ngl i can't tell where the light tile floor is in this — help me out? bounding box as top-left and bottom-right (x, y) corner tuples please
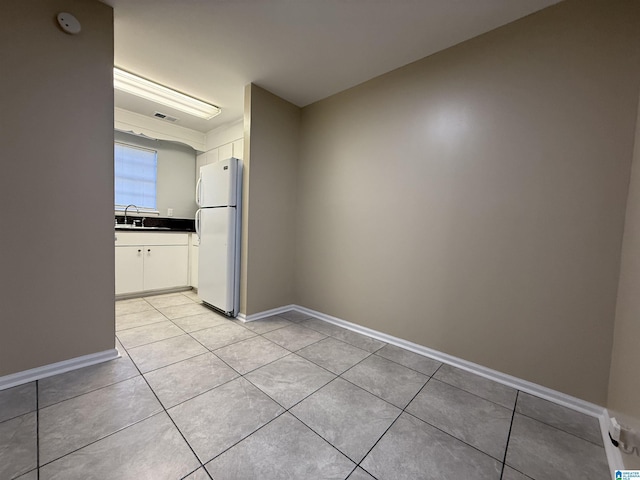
(0, 291), (611, 479)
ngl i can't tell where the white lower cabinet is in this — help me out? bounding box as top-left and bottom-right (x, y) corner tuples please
(143, 245), (189, 291)
(115, 246), (144, 294)
(189, 234), (199, 288)
(115, 232), (189, 295)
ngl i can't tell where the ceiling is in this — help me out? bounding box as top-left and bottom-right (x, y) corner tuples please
(104, 0), (561, 133)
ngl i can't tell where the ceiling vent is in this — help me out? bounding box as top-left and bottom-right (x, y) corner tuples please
(153, 111), (179, 123)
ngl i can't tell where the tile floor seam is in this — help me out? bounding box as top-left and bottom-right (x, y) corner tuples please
(136, 333), (306, 411)
(257, 331), (324, 351)
(284, 347), (359, 378)
(241, 359), (336, 412)
(190, 337), (258, 375)
(346, 388), (418, 474)
(37, 374), (143, 410)
(513, 410), (605, 448)
(115, 318), (169, 332)
(321, 329), (386, 353)
(427, 376), (517, 411)
(117, 339), (209, 475)
(358, 374), (437, 470)
(293, 338), (374, 375)
(199, 410), (291, 467)
(336, 356), (429, 410)
(400, 406), (510, 464)
(504, 466), (535, 480)
(126, 346), (209, 375)
(37, 410), (166, 469)
(190, 330), (261, 353)
(371, 350), (441, 377)
(258, 328), (330, 353)
(211, 336), (291, 376)
(285, 375), (404, 466)
(298, 362), (432, 474)
(0, 408), (38, 425)
(284, 405), (365, 467)
(178, 327), (242, 372)
(180, 467), (212, 480)
(401, 376), (513, 464)
(499, 390), (519, 479)
(155, 373), (240, 410)
(116, 331), (189, 350)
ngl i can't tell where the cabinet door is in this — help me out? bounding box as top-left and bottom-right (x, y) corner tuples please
(115, 246), (144, 294)
(219, 142), (233, 160)
(196, 152), (208, 182)
(190, 243), (199, 288)
(143, 245), (189, 291)
(232, 139), (243, 160)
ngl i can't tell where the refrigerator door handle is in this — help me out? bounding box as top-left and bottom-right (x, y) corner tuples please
(195, 209), (201, 240)
(195, 176), (202, 207)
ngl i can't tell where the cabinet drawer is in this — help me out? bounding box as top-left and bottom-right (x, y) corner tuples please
(115, 232), (189, 246)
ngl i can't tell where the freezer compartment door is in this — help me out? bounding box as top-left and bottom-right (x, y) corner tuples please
(198, 207), (236, 314)
(198, 157), (238, 208)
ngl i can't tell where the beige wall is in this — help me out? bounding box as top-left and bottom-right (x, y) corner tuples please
(608, 97), (640, 469)
(242, 85), (300, 315)
(295, 0), (640, 404)
(0, 0), (115, 376)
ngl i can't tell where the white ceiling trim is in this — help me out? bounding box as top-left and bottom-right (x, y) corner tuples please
(114, 108), (206, 152)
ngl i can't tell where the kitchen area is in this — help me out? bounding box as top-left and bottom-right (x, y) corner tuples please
(113, 118), (245, 317)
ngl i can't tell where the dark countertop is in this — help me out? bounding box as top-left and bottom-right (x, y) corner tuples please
(115, 215), (195, 232)
(115, 227), (193, 232)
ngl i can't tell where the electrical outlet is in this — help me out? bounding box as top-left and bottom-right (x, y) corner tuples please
(167, 208), (173, 217)
(611, 417), (640, 456)
(621, 427), (640, 454)
(610, 417), (622, 443)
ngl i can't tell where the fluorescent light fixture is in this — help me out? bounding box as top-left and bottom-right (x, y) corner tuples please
(113, 68), (221, 120)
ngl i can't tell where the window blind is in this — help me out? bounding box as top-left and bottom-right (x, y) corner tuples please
(114, 143), (157, 210)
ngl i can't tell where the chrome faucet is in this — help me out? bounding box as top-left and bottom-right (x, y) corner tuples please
(124, 204), (139, 225)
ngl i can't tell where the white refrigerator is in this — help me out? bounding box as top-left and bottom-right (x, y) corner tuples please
(195, 157), (242, 316)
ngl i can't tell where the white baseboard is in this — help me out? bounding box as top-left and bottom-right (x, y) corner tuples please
(288, 304), (626, 471)
(292, 304), (605, 418)
(115, 286), (192, 301)
(237, 304), (297, 323)
(0, 349), (120, 391)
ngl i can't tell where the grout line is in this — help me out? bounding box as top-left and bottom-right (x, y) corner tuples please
(390, 375), (513, 465)
(515, 409), (605, 448)
(122, 338), (207, 473)
(426, 375), (516, 411)
(500, 390), (519, 479)
(345, 374), (438, 478)
(115, 318), (167, 333)
(117, 332), (187, 351)
(371, 350), (442, 378)
(36, 411), (165, 469)
(46, 298), (602, 479)
(201, 410), (290, 466)
(37, 370), (139, 410)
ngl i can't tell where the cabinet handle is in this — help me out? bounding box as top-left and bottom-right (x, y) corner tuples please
(147, 249), (151, 252)
(137, 249), (141, 253)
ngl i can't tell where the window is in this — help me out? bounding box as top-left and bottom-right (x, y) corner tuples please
(114, 143), (158, 211)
